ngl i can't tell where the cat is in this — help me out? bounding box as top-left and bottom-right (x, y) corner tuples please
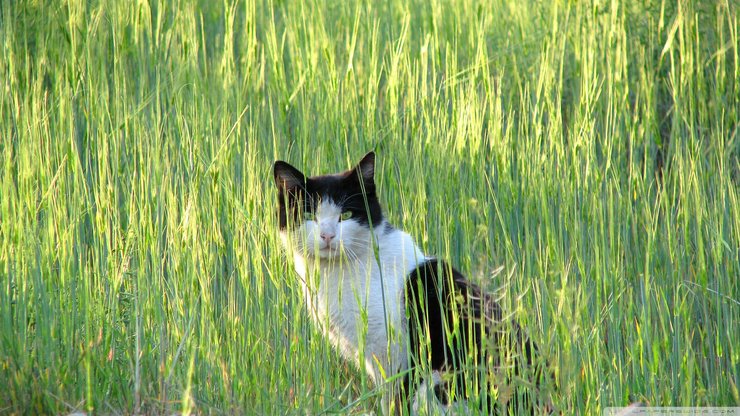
(273, 152), (548, 414)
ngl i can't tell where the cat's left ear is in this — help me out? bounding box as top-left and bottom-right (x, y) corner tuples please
(274, 160), (306, 193)
(354, 151), (375, 182)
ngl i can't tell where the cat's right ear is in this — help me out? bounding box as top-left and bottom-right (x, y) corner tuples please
(354, 151), (375, 182)
(273, 161), (306, 193)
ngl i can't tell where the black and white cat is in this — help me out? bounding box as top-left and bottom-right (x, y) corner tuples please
(273, 152), (545, 414)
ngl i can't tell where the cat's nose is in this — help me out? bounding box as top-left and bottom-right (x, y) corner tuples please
(319, 231), (335, 243)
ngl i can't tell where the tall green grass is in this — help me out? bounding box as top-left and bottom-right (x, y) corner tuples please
(1, 0), (738, 413)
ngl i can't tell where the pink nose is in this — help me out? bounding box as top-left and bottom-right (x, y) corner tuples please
(320, 231), (335, 243)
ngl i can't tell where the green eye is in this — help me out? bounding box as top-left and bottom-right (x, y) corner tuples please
(340, 211), (352, 221)
(303, 211), (315, 221)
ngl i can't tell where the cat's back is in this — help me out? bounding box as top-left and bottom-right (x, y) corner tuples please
(375, 222), (426, 279)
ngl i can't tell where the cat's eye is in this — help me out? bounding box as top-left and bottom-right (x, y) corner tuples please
(303, 211), (316, 221)
(340, 211), (352, 221)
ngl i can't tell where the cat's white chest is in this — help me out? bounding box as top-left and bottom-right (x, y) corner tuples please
(327, 265), (369, 350)
(295, 252), (396, 382)
(290, 227), (425, 384)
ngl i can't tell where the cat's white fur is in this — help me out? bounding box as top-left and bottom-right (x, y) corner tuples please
(281, 198), (441, 413)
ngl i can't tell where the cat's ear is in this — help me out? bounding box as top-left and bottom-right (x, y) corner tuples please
(353, 151), (375, 182)
(273, 160), (306, 192)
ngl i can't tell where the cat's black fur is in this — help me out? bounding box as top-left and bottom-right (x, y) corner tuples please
(402, 259), (546, 413)
(274, 155), (383, 230)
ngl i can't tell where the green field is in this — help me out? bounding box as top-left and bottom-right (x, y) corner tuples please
(1, 0), (738, 414)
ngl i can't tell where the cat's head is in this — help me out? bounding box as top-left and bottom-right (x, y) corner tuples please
(273, 152), (383, 260)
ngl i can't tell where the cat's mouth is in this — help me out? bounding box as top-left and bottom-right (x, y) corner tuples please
(299, 239), (347, 259)
(301, 242), (333, 258)
(318, 244), (338, 255)
(313, 242), (343, 259)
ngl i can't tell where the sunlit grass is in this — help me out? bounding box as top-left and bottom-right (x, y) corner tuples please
(0, 0), (738, 414)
